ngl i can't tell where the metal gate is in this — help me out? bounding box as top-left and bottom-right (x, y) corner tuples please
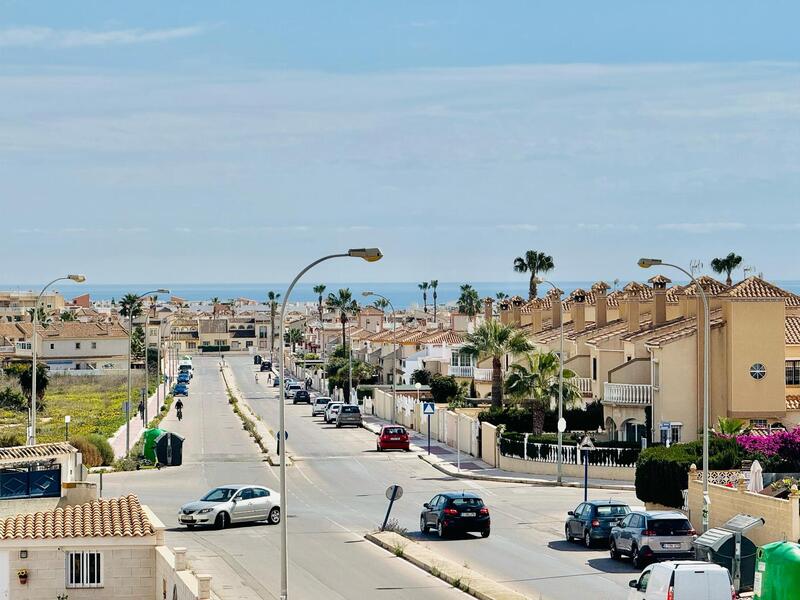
(0, 464), (61, 499)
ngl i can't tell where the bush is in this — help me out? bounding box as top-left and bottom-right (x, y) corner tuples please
(86, 434), (115, 466)
(635, 445), (696, 508)
(0, 387), (27, 411)
(0, 432), (25, 447)
(429, 374), (460, 403)
(69, 437), (102, 468)
(479, 401), (605, 434)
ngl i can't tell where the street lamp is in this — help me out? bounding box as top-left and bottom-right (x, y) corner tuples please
(64, 415), (71, 441)
(639, 257), (710, 532)
(534, 277), (565, 485)
(362, 291), (397, 422)
(30, 274), (85, 445)
(278, 248), (382, 600)
(125, 289), (169, 455)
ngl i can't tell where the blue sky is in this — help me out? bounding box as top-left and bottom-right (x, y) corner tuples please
(1, 1), (799, 284)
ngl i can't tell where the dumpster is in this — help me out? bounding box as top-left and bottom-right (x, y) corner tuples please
(754, 541), (800, 600)
(694, 513), (763, 592)
(154, 431), (184, 466)
(142, 428), (166, 463)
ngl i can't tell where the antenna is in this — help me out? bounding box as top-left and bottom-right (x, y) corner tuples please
(689, 260), (703, 277)
(613, 278), (620, 291)
(743, 265), (757, 279)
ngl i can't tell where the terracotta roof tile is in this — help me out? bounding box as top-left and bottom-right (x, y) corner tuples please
(0, 442), (77, 462)
(0, 495), (153, 540)
(583, 319), (631, 345)
(682, 276), (729, 297)
(644, 313), (725, 348)
(787, 316), (800, 345)
(648, 275), (672, 285)
(787, 395), (800, 411)
(721, 276), (800, 306)
(420, 330), (466, 345)
(591, 281), (611, 292)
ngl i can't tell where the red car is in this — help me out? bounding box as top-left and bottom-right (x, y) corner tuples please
(376, 425), (410, 452)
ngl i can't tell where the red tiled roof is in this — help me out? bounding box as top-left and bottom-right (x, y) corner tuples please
(682, 276), (729, 297)
(644, 313), (725, 348)
(721, 276), (800, 306)
(787, 316), (800, 345)
(787, 395), (800, 411)
(420, 330), (466, 345)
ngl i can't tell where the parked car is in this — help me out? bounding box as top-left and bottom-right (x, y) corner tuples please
(610, 511), (697, 568)
(335, 405), (362, 428)
(627, 561), (735, 600)
(285, 383), (302, 399)
(178, 484), (281, 529)
(173, 383), (189, 396)
(312, 397), (331, 417)
(178, 365), (192, 379)
(376, 425), (410, 452)
(177, 372), (191, 385)
(420, 492), (490, 538)
(324, 402), (343, 424)
(293, 390), (311, 404)
(565, 500), (631, 548)
(260, 362), (271, 372)
(273, 377), (281, 387)
(264, 361), (272, 370)
(253, 355), (262, 364)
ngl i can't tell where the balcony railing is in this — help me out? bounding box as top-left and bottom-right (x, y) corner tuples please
(574, 377), (593, 395)
(603, 383), (652, 405)
(474, 368), (492, 381)
(448, 365), (493, 381)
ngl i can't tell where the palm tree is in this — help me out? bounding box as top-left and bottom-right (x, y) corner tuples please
(513, 250), (555, 300)
(710, 253), (743, 286)
(60, 310), (76, 321)
(418, 281), (429, 313)
(27, 306), (52, 328)
(430, 280), (439, 322)
(313, 284), (326, 354)
(496, 292), (509, 301)
(372, 298), (389, 310)
(505, 351), (582, 434)
(119, 293), (143, 319)
(284, 328), (304, 354)
(266, 291), (281, 355)
(210, 296), (220, 305)
(461, 320), (533, 408)
(715, 416), (749, 435)
(457, 284), (482, 318)
(326, 288), (359, 349)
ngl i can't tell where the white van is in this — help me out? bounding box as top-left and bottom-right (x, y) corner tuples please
(628, 561), (735, 600)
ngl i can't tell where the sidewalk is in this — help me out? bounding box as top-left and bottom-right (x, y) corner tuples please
(108, 380), (169, 459)
(362, 413), (635, 492)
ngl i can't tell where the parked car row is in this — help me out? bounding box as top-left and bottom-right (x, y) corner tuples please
(173, 362), (193, 396)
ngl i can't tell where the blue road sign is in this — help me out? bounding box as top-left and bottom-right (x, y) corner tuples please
(422, 402), (435, 415)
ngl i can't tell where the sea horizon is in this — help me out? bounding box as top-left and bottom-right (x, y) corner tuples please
(4, 279), (800, 310)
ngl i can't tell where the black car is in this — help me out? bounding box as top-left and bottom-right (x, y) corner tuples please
(565, 500), (630, 548)
(253, 355), (262, 365)
(420, 492), (490, 539)
(292, 390), (311, 404)
(260, 362), (271, 372)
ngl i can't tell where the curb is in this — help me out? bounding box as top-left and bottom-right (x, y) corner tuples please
(365, 531), (547, 600)
(418, 454), (635, 491)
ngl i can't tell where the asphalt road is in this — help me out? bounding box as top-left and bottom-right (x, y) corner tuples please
(98, 355), (466, 600)
(232, 354), (642, 600)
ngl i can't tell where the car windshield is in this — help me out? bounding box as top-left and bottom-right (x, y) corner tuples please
(450, 497), (484, 509)
(316, 398), (330, 404)
(596, 505), (630, 517)
(384, 427), (406, 435)
(201, 487), (237, 502)
(341, 406), (360, 413)
(648, 518), (693, 535)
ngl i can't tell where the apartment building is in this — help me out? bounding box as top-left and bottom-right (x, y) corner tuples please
(0, 291), (66, 323)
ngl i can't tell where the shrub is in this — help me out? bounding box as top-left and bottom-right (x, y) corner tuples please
(479, 401), (605, 434)
(429, 374), (460, 403)
(635, 445), (697, 508)
(86, 434), (115, 466)
(0, 387), (27, 411)
(69, 437), (102, 467)
(0, 432), (25, 447)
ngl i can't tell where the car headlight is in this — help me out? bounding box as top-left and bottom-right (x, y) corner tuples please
(197, 508), (214, 514)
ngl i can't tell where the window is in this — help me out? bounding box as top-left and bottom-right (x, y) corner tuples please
(66, 551), (102, 588)
(787, 360), (800, 386)
(75, 342), (81, 349)
(239, 488), (255, 500)
(750, 363), (767, 380)
(50, 343), (54, 350)
(652, 361), (660, 390)
(750, 419), (768, 429)
(671, 424), (682, 444)
(253, 488), (270, 498)
(637, 570), (650, 592)
(591, 357), (597, 380)
(91, 342), (97, 349)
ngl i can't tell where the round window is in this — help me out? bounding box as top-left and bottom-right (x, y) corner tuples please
(750, 363), (767, 380)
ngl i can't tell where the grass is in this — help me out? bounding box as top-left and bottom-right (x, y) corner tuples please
(221, 370), (269, 454)
(0, 371), (157, 444)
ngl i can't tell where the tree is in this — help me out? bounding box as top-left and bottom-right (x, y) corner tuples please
(372, 298), (389, 310)
(429, 279), (439, 323)
(326, 288), (359, 349)
(325, 344), (375, 401)
(461, 320), (533, 408)
(210, 296), (221, 305)
(429, 374), (460, 404)
(266, 291), (281, 354)
(504, 351), (582, 434)
(457, 284), (482, 317)
(60, 310), (76, 321)
(496, 292), (509, 301)
(284, 328), (304, 353)
(716, 416), (748, 435)
(131, 326), (145, 360)
(411, 369), (432, 385)
(119, 293), (143, 319)
(313, 284), (326, 328)
(710, 252), (743, 286)
(418, 281), (429, 313)
(27, 306), (51, 327)
(4, 363), (49, 412)
(513, 250), (555, 300)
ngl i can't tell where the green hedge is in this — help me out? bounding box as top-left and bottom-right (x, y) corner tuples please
(200, 345), (230, 353)
(479, 401), (605, 434)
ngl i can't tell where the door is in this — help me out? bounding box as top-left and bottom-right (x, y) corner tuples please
(617, 514), (634, 551)
(252, 488), (271, 520)
(570, 504), (586, 537)
(425, 496), (440, 527)
(231, 488), (255, 522)
(627, 566), (651, 600)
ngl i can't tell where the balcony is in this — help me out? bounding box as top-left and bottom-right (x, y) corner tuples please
(574, 377), (593, 396)
(603, 383), (652, 405)
(447, 365), (493, 381)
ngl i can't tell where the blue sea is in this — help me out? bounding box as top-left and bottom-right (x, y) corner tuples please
(4, 281), (800, 309)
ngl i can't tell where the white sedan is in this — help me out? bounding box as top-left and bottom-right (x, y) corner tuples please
(178, 484), (281, 529)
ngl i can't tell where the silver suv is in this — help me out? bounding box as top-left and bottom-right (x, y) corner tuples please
(335, 405), (362, 428)
(609, 511), (696, 568)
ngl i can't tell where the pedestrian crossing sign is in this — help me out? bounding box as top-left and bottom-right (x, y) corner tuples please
(422, 402), (435, 415)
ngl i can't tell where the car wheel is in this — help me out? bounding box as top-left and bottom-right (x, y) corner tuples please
(565, 525), (573, 542)
(632, 545), (644, 569)
(336, 423), (341, 428)
(481, 529), (490, 538)
(437, 520), (446, 539)
(420, 516), (428, 534)
(377, 445), (382, 452)
(214, 512), (229, 530)
(609, 539), (621, 560)
(185, 524), (195, 529)
(268, 507), (281, 525)
(583, 530), (593, 549)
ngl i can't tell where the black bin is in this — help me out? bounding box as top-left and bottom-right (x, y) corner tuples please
(154, 432), (185, 466)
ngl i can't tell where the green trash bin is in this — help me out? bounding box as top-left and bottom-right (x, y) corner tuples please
(754, 541), (800, 599)
(142, 428), (165, 463)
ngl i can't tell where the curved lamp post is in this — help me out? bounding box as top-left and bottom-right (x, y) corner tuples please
(30, 274), (85, 445)
(362, 291), (397, 423)
(126, 289), (170, 454)
(534, 277), (565, 485)
(278, 248), (382, 600)
(639, 257), (710, 532)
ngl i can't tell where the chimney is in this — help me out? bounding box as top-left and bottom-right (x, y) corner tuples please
(648, 275), (671, 326)
(569, 289), (587, 332)
(592, 281), (609, 328)
(483, 297), (494, 323)
(530, 300), (543, 333)
(510, 296), (524, 327)
(623, 282), (643, 333)
(499, 299), (511, 325)
(548, 288), (563, 328)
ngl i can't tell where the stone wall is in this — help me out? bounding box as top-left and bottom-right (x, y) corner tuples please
(480, 422), (498, 467)
(155, 546), (213, 600)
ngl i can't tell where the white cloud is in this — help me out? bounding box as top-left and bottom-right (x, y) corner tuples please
(657, 222), (747, 234)
(0, 25), (208, 48)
